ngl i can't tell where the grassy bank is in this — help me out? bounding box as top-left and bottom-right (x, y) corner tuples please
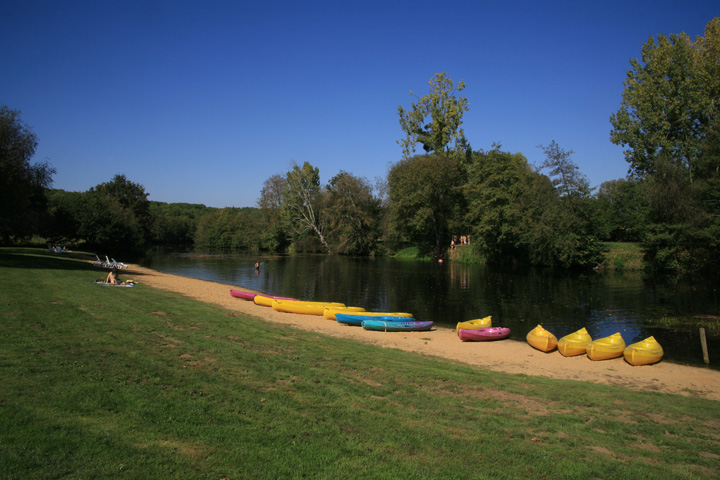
(597, 242), (645, 272)
(2, 248), (719, 479)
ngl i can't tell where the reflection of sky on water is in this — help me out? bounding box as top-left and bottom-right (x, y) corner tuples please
(141, 251), (718, 368)
(586, 309), (643, 345)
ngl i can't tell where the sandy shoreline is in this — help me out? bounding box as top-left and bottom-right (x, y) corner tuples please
(123, 263), (720, 401)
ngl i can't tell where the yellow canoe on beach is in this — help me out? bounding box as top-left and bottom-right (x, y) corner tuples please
(526, 324), (558, 352)
(586, 332), (626, 361)
(272, 299), (345, 315)
(323, 306), (367, 320)
(624, 336), (664, 366)
(456, 316), (492, 334)
(557, 327), (593, 357)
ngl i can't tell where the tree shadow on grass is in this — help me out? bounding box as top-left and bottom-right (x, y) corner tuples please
(0, 248), (102, 272)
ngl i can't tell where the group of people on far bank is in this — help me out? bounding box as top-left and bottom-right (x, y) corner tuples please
(450, 235), (470, 250)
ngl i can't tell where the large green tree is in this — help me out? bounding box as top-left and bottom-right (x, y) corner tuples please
(257, 174), (290, 252)
(594, 178), (649, 242)
(282, 161), (329, 251)
(387, 154), (464, 256)
(80, 175), (152, 255)
(397, 72), (470, 159)
(537, 141), (591, 199)
(324, 171), (381, 255)
(0, 106), (55, 242)
(465, 148), (602, 269)
(610, 17), (720, 178)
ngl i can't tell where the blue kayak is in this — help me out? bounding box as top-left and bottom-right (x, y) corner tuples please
(361, 319), (434, 332)
(336, 314), (414, 326)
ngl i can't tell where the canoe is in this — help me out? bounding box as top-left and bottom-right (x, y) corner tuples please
(361, 319), (433, 332)
(458, 327), (510, 342)
(586, 332), (626, 361)
(323, 306), (366, 320)
(557, 327), (593, 357)
(252, 294), (300, 307)
(624, 336), (664, 366)
(271, 299), (345, 315)
(333, 311), (414, 318)
(456, 316), (492, 334)
(230, 289), (255, 301)
(526, 324), (557, 352)
(337, 314), (414, 326)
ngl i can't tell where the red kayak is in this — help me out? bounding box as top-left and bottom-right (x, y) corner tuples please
(458, 327), (511, 342)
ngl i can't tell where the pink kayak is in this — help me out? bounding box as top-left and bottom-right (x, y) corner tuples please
(458, 327), (511, 342)
(230, 289), (256, 300)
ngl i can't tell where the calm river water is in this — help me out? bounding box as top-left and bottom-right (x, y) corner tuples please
(141, 251), (719, 369)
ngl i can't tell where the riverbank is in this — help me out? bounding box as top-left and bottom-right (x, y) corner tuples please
(125, 262), (720, 401)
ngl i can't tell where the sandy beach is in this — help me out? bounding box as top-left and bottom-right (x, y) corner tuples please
(124, 263), (720, 401)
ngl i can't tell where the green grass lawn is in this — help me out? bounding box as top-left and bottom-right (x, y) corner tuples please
(2, 248), (719, 479)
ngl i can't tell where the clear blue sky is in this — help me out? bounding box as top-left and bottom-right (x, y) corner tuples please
(2, 1), (716, 208)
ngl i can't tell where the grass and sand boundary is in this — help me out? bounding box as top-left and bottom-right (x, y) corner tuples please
(2, 248), (719, 478)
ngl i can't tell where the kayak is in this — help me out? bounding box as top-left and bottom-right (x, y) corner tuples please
(323, 306), (367, 320)
(458, 327), (510, 342)
(271, 299), (345, 315)
(586, 332), (626, 361)
(526, 324), (558, 352)
(252, 294), (300, 307)
(230, 289), (255, 301)
(456, 316), (492, 334)
(557, 327), (593, 357)
(624, 336), (663, 366)
(361, 319), (433, 332)
(337, 314), (414, 326)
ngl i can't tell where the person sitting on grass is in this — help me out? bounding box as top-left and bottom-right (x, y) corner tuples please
(106, 266), (121, 285)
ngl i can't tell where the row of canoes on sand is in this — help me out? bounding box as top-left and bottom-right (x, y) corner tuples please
(526, 324), (664, 366)
(229, 289), (434, 332)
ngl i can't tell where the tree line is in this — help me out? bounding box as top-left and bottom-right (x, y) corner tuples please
(1, 18), (718, 276)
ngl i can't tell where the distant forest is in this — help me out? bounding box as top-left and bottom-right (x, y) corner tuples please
(2, 18), (718, 276)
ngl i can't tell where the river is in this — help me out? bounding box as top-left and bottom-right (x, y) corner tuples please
(140, 251), (719, 369)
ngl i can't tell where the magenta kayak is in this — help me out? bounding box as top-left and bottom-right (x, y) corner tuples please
(458, 327), (511, 342)
(229, 289), (297, 301)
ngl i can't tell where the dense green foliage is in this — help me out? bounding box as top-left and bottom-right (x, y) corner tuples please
(387, 154), (465, 257)
(397, 72), (470, 158)
(610, 18), (719, 177)
(0, 106), (55, 242)
(3, 249), (720, 479)
(609, 18), (720, 275)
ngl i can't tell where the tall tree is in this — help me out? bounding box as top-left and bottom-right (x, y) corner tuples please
(610, 17), (720, 178)
(387, 154), (464, 256)
(397, 72), (470, 159)
(0, 106), (55, 242)
(257, 174), (289, 251)
(594, 178), (649, 242)
(80, 175), (151, 254)
(283, 161), (329, 251)
(324, 171), (381, 255)
(537, 141), (591, 199)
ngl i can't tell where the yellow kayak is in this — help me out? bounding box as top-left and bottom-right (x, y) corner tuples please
(586, 332), (626, 361)
(323, 306), (366, 320)
(624, 336), (663, 366)
(526, 324), (558, 352)
(456, 316), (492, 334)
(557, 327), (593, 357)
(271, 299), (345, 315)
